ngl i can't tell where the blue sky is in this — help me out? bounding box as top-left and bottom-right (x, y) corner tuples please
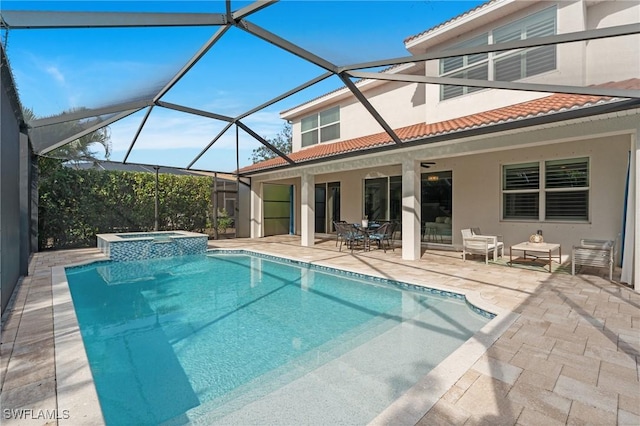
(3, 1), (484, 172)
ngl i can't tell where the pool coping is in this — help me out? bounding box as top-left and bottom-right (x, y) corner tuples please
(95, 230), (208, 243)
(52, 250), (517, 426)
(52, 260), (106, 425)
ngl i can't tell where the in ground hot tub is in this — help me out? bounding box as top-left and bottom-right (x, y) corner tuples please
(97, 231), (208, 261)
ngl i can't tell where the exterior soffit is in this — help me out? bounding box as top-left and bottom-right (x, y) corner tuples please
(280, 62), (423, 120)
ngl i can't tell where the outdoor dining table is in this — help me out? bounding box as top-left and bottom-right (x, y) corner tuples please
(353, 223), (383, 251)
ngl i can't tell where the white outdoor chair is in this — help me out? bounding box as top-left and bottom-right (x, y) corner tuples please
(471, 227), (503, 243)
(461, 228), (504, 264)
(471, 227), (504, 259)
(572, 237), (617, 280)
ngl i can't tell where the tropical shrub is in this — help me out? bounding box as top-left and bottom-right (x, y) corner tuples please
(38, 157), (214, 250)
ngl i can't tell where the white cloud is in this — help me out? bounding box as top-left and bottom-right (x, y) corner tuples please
(107, 107), (288, 152)
(45, 65), (65, 84)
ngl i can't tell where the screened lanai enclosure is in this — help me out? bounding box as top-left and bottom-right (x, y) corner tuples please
(1, 0), (640, 312)
(4, 1), (639, 172)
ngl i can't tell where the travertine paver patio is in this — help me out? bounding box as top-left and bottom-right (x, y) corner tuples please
(1, 235), (638, 425)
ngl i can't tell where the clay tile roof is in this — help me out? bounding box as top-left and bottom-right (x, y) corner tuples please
(404, 0), (497, 45)
(239, 78), (640, 174)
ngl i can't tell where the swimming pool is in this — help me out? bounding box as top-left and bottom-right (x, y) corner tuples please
(65, 251), (494, 425)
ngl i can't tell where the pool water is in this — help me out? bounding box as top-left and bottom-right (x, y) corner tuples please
(66, 252), (491, 425)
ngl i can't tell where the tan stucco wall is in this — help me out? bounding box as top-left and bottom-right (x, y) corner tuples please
(254, 123), (633, 259)
(287, 0), (638, 151)
(451, 134), (630, 250)
(339, 80), (425, 141)
(423, 1), (595, 125)
(291, 79), (425, 152)
(585, 0), (640, 84)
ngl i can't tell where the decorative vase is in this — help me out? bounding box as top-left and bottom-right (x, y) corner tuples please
(362, 219), (369, 228)
(529, 233), (544, 243)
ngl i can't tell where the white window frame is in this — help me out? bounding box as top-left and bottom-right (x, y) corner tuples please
(501, 157), (590, 222)
(439, 6), (557, 101)
(440, 34), (489, 100)
(300, 106), (340, 147)
(492, 6), (557, 82)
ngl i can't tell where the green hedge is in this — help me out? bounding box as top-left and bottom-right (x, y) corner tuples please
(38, 158), (213, 250)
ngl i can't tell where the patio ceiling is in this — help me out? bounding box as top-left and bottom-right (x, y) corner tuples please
(1, 1), (639, 175)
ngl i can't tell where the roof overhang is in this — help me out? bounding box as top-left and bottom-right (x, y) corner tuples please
(404, 0), (530, 53)
(280, 62), (422, 120)
(243, 99), (640, 177)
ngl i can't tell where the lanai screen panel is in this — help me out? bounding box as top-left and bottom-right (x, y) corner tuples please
(2, 1), (638, 174)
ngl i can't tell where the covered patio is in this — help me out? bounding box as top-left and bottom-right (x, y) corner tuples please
(2, 236), (638, 424)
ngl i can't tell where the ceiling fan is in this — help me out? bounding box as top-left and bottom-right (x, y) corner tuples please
(420, 162), (436, 169)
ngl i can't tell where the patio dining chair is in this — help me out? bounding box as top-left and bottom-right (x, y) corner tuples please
(461, 228), (503, 264)
(368, 222), (394, 252)
(333, 220), (348, 247)
(335, 222), (367, 252)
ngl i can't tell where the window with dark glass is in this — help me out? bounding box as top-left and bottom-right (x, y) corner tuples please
(502, 163), (540, 220)
(439, 7), (557, 101)
(440, 34), (489, 100)
(389, 176), (402, 222)
(502, 157), (589, 221)
(493, 7), (557, 82)
(545, 158), (589, 220)
(364, 178), (388, 221)
(301, 106), (340, 147)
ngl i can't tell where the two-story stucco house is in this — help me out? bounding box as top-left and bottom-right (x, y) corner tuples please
(238, 0), (640, 286)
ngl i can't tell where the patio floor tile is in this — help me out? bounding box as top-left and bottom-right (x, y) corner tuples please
(516, 406), (565, 426)
(618, 409), (640, 426)
(506, 381), (571, 424)
(566, 400), (617, 425)
(472, 356), (523, 385)
(554, 375), (618, 413)
(1, 236), (638, 425)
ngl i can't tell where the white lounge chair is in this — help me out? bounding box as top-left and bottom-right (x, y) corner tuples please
(461, 228), (504, 264)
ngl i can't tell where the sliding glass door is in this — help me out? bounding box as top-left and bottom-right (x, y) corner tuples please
(364, 176), (402, 222)
(314, 184), (326, 233)
(421, 171), (453, 245)
(314, 182), (341, 233)
(327, 182), (341, 232)
(263, 184), (291, 236)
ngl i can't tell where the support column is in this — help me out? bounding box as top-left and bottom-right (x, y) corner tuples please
(635, 129), (639, 290)
(300, 171), (315, 247)
(401, 159), (421, 260)
(621, 128), (637, 289)
(250, 181), (262, 238)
